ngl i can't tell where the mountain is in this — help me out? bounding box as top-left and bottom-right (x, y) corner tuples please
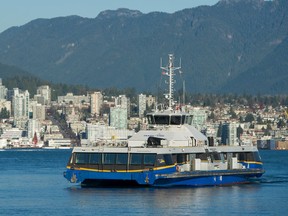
(0, 0), (287, 94)
(0, 62), (32, 79)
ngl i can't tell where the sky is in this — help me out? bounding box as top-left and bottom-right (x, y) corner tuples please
(0, 0), (219, 33)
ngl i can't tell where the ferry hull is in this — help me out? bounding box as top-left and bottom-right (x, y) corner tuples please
(64, 167), (264, 187)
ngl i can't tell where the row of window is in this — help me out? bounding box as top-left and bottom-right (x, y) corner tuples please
(146, 114), (193, 125)
(72, 153), (174, 166)
(70, 151), (261, 167)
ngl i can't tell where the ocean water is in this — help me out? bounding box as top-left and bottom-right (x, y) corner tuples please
(0, 149), (287, 216)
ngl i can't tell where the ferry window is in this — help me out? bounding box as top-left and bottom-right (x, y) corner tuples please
(75, 153), (89, 164)
(196, 153), (208, 160)
(130, 154), (142, 165)
(103, 153), (116, 165)
(253, 152), (261, 162)
(176, 154), (187, 163)
(164, 154), (174, 165)
(246, 152), (261, 162)
(156, 155), (166, 166)
(144, 154), (156, 166)
(171, 116), (181, 125)
(211, 152), (221, 161)
(238, 153), (245, 161)
(154, 115), (169, 125)
(90, 153), (101, 164)
(116, 153), (128, 165)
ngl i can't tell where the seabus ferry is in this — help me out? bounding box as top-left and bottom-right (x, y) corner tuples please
(63, 54), (264, 187)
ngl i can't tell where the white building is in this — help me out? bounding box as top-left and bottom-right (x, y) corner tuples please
(110, 106), (128, 129)
(27, 119), (41, 140)
(138, 94), (146, 118)
(12, 88), (29, 119)
(57, 93), (89, 106)
(90, 91), (103, 116)
(115, 95), (130, 118)
(36, 85), (51, 105)
(221, 122), (238, 146)
(189, 107), (207, 130)
(0, 78), (7, 100)
(31, 102), (46, 120)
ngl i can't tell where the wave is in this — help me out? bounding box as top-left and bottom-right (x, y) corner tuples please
(260, 175), (288, 184)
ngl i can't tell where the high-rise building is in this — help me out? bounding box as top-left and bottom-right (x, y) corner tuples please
(189, 107), (207, 129)
(12, 88), (30, 119)
(138, 94), (146, 118)
(221, 122), (238, 146)
(27, 119), (41, 140)
(37, 85), (51, 105)
(110, 106), (127, 129)
(115, 95), (130, 118)
(31, 102), (46, 120)
(0, 78), (7, 100)
(90, 91), (103, 116)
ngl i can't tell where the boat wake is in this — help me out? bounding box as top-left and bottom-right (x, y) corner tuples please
(260, 175), (288, 184)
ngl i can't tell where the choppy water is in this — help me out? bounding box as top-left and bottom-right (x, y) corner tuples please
(0, 149), (287, 215)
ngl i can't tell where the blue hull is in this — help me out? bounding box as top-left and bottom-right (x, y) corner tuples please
(64, 167), (264, 187)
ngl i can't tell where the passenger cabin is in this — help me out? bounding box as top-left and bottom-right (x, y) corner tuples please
(67, 150), (262, 172)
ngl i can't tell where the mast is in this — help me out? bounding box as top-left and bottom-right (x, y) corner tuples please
(160, 54), (181, 110)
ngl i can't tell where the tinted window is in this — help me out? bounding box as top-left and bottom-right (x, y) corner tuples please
(197, 153), (208, 160)
(164, 154), (174, 165)
(116, 153), (128, 165)
(103, 153), (116, 165)
(75, 153), (89, 164)
(171, 116), (181, 125)
(130, 154), (142, 165)
(154, 115), (169, 125)
(90, 153), (101, 164)
(156, 155), (166, 166)
(144, 154), (156, 166)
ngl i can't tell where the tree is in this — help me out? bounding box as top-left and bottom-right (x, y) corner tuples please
(245, 113), (254, 123)
(277, 119), (286, 128)
(237, 125), (244, 139)
(229, 107), (237, 119)
(0, 108), (10, 119)
(217, 122), (222, 137)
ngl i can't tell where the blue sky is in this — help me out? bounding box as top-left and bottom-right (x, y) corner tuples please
(0, 0), (219, 33)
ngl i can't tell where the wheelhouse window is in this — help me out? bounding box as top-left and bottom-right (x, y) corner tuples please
(154, 115), (169, 125)
(170, 116), (181, 125)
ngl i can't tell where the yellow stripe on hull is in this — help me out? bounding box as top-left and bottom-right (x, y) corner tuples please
(66, 164), (175, 173)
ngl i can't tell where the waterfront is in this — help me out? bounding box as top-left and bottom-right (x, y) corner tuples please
(0, 149), (287, 215)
